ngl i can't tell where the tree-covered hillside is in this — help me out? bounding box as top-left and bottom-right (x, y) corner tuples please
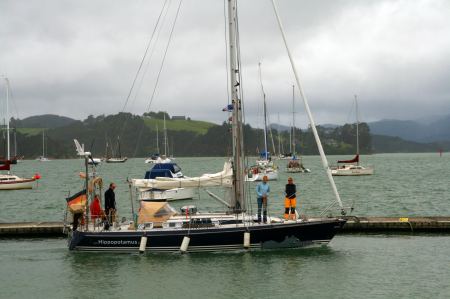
(1, 112), (379, 159)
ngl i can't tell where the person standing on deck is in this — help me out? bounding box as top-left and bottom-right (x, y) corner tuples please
(284, 177), (297, 220)
(256, 176), (270, 223)
(104, 183), (117, 225)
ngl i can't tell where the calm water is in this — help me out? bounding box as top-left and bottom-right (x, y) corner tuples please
(1, 153), (450, 298)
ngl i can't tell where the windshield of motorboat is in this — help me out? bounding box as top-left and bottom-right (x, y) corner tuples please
(173, 164), (181, 173)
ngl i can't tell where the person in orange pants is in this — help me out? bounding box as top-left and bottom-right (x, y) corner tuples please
(284, 177), (297, 220)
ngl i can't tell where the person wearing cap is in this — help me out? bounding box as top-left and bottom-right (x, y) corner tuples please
(256, 175), (270, 223)
(284, 177), (297, 220)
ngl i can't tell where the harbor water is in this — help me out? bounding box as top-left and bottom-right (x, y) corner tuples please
(1, 153), (450, 298)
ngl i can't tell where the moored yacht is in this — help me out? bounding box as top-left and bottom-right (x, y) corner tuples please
(65, 0), (347, 253)
(137, 162), (195, 201)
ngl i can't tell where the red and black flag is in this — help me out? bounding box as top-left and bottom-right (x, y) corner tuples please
(66, 189), (87, 213)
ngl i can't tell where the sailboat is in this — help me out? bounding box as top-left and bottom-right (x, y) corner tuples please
(145, 124), (160, 164)
(36, 130), (50, 161)
(286, 85), (310, 173)
(1, 78), (39, 190)
(105, 136), (128, 163)
(159, 114), (173, 162)
(331, 95), (374, 176)
(65, 1), (346, 252)
(247, 63), (278, 181)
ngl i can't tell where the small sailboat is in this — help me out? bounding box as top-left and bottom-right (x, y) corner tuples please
(1, 78), (39, 190)
(247, 63), (278, 181)
(145, 124), (160, 164)
(36, 130), (50, 161)
(331, 95), (374, 176)
(65, 1), (346, 253)
(105, 136), (127, 163)
(286, 85), (309, 173)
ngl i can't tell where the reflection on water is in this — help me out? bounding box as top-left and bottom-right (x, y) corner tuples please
(1, 236), (450, 298)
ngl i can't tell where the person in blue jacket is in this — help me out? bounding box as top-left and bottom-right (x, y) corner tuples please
(256, 175), (270, 223)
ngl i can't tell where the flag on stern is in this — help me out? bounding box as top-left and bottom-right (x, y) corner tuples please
(66, 189), (87, 213)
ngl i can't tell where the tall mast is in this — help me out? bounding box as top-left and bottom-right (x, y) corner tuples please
(42, 130), (45, 158)
(292, 84), (295, 156)
(14, 128), (17, 157)
(156, 124), (160, 154)
(5, 78), (10, 162)
(355, 95), (359, 164)
(277, 113), (281, 155)
(228, 0), (245, 212)
(117, 136), (121, 158)
(258, 62), (268, 160)
(163, 114), (167, 156)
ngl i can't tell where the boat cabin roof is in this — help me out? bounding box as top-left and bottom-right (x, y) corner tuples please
(145, 163), (182, 179)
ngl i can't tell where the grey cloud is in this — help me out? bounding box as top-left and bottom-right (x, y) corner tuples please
(1, 0), (449, 128)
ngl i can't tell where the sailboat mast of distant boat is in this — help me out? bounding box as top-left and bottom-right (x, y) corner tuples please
(156, 124), (160, 154)
(355, 95), (359, 164)
(291, 84), (295, 156)
(163, 114), (168, 156)
(258, 62), (269, 161)
(6, 79), (10, 165)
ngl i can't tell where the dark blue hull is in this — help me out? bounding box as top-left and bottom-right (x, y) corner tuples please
(69, 219), (346, 253)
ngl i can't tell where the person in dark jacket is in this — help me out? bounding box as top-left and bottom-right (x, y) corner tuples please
(104, 183), (116, 224)
(284, 177), (297, 220)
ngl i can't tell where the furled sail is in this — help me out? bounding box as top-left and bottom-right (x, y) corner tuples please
(337, 154), (359, 164)
(133, 162), (233, 189)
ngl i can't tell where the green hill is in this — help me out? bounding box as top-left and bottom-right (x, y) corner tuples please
(143, 118), (217, 134)
(11, 114), (76, 129)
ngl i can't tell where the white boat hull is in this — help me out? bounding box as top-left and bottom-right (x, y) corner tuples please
(286, 167), (311, 173)
(246, 171), (278, 181)
(0, 175), (35, 190)
(139, 188), (195, 201)
(106, 157), (128, 163)
(88, 158), (102, 165)
(331, 165), (374, 176)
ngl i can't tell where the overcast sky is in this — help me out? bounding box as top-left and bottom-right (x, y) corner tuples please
(1, 0), (449, 128)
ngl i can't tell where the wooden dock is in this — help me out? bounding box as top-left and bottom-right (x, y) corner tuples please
(0, 222), (66, 237)
(341, 216), (450, 233)
(1, 217), (450, 238)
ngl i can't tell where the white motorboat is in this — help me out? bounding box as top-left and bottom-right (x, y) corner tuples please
(136, 162), (197, 201)
(138, 188), (195, 202)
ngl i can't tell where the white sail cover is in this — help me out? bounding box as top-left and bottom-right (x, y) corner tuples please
(132, 162), (233, 189)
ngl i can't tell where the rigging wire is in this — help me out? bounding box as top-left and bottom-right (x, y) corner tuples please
(223, 0), (231, 105)
(127, 1), (172, 113)
(145, 0), (183, 113)
(120, 0), (169, 114)
(116, 0), (170, 147)
(131, 0), (183, 161)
